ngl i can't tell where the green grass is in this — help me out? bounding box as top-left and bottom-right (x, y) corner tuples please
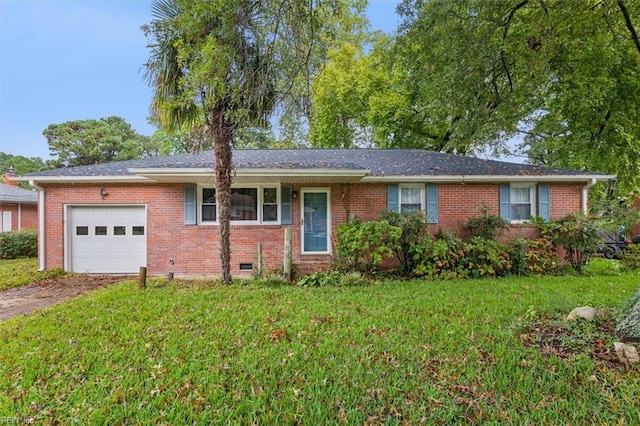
(0, 264), (639, 423)
(0, 258), (65, 291)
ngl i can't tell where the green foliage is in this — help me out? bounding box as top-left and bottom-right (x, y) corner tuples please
(0, 258), (66, 291)
(461, 237), (511, 278)
(507, 235), (528, 277)
(297, 270), (367, 287)
(43, 116), (155, 168)
(464, 207), (509, 240)
(0, 153), (49, 189)
(619, 243), (640, 271)
(382, 211), (431, 275)
(335, 219), (401, 273)
(312, 0), (640, 198)
(541, 214), (601, 273)
(0, 229), (37, 259)
(523, 237), (561, 276)
(412, 231), (466, 279)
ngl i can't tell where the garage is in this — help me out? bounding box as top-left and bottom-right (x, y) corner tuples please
(68, 206), (146, 273)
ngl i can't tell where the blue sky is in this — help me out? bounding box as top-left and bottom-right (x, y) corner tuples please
(0, 0), (402, 160)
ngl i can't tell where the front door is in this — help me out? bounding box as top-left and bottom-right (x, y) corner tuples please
(301, 189), (330, 254)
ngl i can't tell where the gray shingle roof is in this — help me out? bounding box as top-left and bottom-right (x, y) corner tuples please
(21, 149), (609, 179)
(0, 184), (37, 204)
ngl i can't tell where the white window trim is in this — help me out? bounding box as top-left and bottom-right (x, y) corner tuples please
(198, 185), (281, 226)
(509, 183), (536, 223)
(398, 184), (426, 214)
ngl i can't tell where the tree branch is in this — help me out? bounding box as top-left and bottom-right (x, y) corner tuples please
(503, 0), (529, 39)
(617, 0), (640, 55)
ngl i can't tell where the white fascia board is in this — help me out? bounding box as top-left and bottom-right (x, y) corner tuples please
(361, 174), (616, 183)
(13, 175), (152, 185)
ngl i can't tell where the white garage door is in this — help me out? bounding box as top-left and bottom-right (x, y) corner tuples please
(68, 206), (146, 273)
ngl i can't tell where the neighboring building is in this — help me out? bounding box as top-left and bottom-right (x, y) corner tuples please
(16, 149), (613, 276)
(0, 172), (38, 233)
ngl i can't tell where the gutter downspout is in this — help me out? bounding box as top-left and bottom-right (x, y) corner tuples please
(582, 178), (597, 215)
(17, 203), (22, 229)
(30, 180), (46, 271)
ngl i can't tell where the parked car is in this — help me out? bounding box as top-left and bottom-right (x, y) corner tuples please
(597, 229), (631, 259)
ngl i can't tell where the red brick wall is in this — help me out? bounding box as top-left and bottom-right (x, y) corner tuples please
(40, 181), (586, 276)
(0, 203), (38, 231)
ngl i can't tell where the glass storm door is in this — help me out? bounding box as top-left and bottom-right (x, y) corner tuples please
(301, 190), (330, 254)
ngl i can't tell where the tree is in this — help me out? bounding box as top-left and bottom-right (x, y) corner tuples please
(0, 153), (48, 189)
(311, 0), (640, 196)
(143, 0), (363, 284)
(43, 116), (156, 167)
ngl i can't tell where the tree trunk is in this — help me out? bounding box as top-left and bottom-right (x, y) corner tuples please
(210, 106), (234, 285)
(615, 287), (640, 342)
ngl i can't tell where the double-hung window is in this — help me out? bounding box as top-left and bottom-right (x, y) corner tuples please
(400, 185), (424, 213)
(387, 184), (438, 223)
(510, 185), (532, 221)
(500, 183), (550, 223)
(202, 188), (217, 222)
(199, 185), (279, 224)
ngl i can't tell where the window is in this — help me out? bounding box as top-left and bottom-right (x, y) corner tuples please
(387, 184), (438, 224)
(114, 226), (126, 236)
(231, 188), (257, 220)
(500, 183), (539, 223)
(400, 185), (423, 213)
(262, 187), (278, 222)
(132, 226), (145, 236)
(199, 185), (280, 224)
(202, 188), (217, 222)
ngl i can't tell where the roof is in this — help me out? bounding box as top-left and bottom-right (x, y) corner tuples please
(0, 184), (38, 204)
(16, 149), (614, 184)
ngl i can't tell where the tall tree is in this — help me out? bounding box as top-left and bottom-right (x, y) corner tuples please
(143, 0), (362, 284)
(0, 153), (48, 189)
(398, 0), (640, 195)
(43, 116), (156, 168)
(312, 0), (640, 197)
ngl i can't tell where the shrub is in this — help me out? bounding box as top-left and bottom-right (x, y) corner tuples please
(619, 243), (640, 270)
(335, 219), (401, 274)
(412, 231), (467, 279)
(298, 270), (368, 287)
(0, 229), (38, 259)
(543, 213), (600, 273)
(382, 212), (431, 275)
(461, 237), (511, 278)
(507, 236), (528, 276)
(464, 207), (509, 240)
(524, 237), (561, 275)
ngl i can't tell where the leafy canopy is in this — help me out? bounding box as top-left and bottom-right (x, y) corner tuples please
(43, 116), (156, 168)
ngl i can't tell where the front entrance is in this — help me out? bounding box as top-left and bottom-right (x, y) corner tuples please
(301, 189), (330, 254)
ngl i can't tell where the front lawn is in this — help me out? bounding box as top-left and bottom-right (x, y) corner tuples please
(0, 258), (65, 291)
(1, 267), (638, 423)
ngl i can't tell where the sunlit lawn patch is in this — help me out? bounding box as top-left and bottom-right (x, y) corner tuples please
(1, 270), (638, 423)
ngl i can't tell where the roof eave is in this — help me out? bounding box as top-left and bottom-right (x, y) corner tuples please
(128, 167), (370, 183)
(362, 174), (616, 183)
(12, 175), (151, 185)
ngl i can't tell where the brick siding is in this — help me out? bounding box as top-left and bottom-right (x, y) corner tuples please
(41, 181), (586, 276)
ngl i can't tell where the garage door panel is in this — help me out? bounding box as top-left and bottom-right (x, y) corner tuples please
(69, 206), (146, 273)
